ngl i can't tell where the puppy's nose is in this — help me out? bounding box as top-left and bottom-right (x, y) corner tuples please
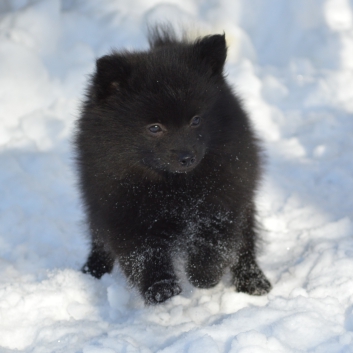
(178, 152), (196, 168)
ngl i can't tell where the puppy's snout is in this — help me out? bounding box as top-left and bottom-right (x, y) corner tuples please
(178, 151), (196, 167)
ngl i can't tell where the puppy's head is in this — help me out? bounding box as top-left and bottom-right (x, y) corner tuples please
(88, 32), (229, 176)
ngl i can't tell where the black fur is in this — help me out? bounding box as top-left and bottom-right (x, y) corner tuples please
(75, 27), (271, 305)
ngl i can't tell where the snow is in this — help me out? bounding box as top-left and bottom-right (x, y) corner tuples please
(0, 0), (353, 351)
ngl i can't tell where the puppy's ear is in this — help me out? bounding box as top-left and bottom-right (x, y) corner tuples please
(93, 54), (131, 100)
(193, 34), (227, 75)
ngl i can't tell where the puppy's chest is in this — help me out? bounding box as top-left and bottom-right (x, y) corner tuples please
(122, 185), (236, 234)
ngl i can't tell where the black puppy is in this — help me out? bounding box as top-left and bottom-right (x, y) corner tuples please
(75, 28), (271, 304)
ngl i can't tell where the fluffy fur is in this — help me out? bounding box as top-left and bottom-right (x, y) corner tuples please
(75, 27), (271, 304)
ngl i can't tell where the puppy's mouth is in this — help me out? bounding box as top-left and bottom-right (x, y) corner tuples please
(142, 149), (204, 174)
(165, 155), (202, 174)
(146, 158), (200, 174)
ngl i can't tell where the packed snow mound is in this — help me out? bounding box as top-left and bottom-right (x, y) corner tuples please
(1, 0), (353, 352)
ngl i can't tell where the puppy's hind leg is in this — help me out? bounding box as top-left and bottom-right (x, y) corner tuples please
(231, 251), (271, 295)
(82, 241), (115, 279)
(231, 209), (271, 295)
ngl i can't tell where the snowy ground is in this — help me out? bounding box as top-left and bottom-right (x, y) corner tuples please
(1, 0), (353, 352)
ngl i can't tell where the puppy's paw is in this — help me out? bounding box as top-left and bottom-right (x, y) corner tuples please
(234, 262), (272, 295)
(234, 269), (272, 296)
(144, 279), (182, 305)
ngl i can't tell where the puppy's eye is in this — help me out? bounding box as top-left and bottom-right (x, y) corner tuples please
(147, 124), (165, 135)
(190, 116), (201, 127)
(149, 125), (162, 133)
